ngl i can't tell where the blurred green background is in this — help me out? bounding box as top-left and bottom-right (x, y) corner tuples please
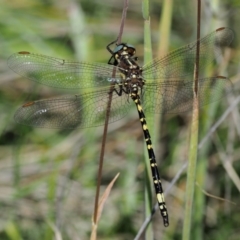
(0, 0), (240, 239)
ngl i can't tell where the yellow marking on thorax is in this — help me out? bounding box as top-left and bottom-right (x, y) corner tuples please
(120, 73), (126, 79)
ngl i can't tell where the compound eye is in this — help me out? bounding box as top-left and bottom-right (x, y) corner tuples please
(126, 44), (135, 49)
(125, 44), (136, 56)
(113, 44), (124, 53)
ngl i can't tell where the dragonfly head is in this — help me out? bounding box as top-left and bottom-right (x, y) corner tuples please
(113, 43), (136, 55)
(108, 43), (136, 66)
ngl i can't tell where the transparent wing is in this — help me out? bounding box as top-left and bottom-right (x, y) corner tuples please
(143, 27), (234, 82)
(14, 89), (130, 129)
(8, 52), (123, 89)
(142, 76), (233, 114)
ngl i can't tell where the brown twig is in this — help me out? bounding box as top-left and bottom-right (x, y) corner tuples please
(93, 0), (129, 225)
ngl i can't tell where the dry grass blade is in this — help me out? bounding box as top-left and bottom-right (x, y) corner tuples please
(195, 182), (237, 205)
(47, 220), (63, 240)
(90, 173), (120, 240)
(213, 133), (240, 192)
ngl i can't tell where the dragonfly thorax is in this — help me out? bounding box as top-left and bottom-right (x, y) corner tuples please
(115, 47), (144, 93)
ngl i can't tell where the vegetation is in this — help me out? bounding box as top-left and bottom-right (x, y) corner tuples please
(0, 0), (240, 239)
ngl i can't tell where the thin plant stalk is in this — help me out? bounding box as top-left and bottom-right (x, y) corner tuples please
(182, 1), (201, 239)
(141, 0), (173, 237)
(156, 0), (173, 165)
(142, 0), (154, 238)
(92, 0), (129, 228)
(158, 0), (173, 56)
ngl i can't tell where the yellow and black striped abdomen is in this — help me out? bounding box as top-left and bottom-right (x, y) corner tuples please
(131, 93), (169, 227)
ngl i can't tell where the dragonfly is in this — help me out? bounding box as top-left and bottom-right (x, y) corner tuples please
(8, 27), (234, 227)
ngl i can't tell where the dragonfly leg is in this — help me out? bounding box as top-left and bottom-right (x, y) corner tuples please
(106, 39), (118, 54)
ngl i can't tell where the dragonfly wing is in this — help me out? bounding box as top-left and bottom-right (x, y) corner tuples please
(8, 52), (123, 89)
(14, 89), (130, 129)
(142, 76), (233, 114)
(143, 27), (234, 82)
